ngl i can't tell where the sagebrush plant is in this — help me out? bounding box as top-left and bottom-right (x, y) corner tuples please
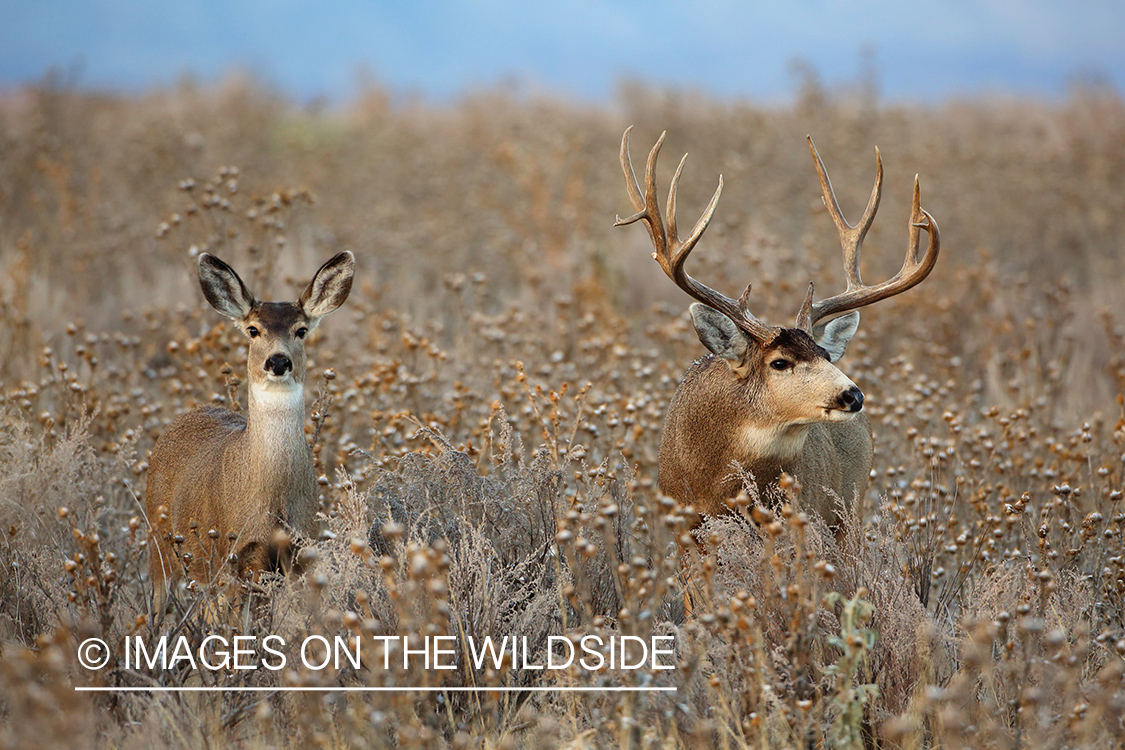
(1, 75), (1125, 748)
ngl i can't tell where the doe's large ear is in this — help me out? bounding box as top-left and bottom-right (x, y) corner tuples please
(690, 303), (750, 364)
(299, 251), (355, 324)
(812, 311), (860, 362)
(198, 254), (254, 320)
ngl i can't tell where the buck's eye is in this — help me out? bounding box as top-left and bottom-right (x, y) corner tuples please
(769, 359), (792, 371)
(296, 327), (308, 339)
(246, 326), (260, 338)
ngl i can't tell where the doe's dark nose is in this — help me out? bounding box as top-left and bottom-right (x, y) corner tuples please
(839, 386), (864, 412)
(265, 353), (293, 376)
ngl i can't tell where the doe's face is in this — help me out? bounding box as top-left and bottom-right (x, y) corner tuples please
(240, 302), (311, 391)
(196, 250), (354, 397)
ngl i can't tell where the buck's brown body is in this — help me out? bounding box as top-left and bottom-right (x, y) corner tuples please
(616, 128), (938, 537)
(146, 252), (354, 616)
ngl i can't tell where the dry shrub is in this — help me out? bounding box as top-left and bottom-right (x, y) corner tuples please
(2, 75), (1125, 748)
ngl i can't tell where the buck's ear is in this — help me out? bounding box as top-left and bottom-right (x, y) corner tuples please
(198, 254), (255, 320)
(299, 251), (355, 325)
(690, 303), (750, 363)
(813, 311), (860, 362)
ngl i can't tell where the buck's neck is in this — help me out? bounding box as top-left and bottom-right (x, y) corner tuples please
(695, 356), (814, 467)
(245, 383), (313, 510)
(709, 356), (822, 482)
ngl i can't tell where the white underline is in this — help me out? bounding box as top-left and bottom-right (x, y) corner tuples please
(76, 685), (675, 693)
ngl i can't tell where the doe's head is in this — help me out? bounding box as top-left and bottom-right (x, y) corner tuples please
(197, 251), (355, 392)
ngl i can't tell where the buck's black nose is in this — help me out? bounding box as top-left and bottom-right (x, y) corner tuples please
(265, 353), (293, 376)
(839, 386), (864, 412)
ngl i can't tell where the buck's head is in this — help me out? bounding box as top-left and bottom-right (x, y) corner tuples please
(198, 252), (355, 399)
(615, 127), (939, 429)
(690, 304), (864, 425)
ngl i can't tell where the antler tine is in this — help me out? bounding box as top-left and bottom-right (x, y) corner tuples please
(615, 128), (779, 344)
(666, 151), (727, 281)
(906, 173), (941, 281)
(795, 282), (816, 331)
(616, 126), (666, 250)
(666, 152), (687, 258)
(797, 141), (940, 330)
(807, 136), (882, 291)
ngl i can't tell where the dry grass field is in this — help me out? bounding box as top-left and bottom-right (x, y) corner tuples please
(2, 73), (1125, 748)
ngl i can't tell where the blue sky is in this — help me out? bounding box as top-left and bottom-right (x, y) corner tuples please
(1, 1), (1122, 102)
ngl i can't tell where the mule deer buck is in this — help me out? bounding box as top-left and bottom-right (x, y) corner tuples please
(146, 251), (355, 616)
(616, 128), (939, 539)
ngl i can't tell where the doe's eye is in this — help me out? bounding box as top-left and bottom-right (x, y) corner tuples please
(296, 327), (308, 339)
(769, 359), (792, 371)
(247, 326), (260, 338)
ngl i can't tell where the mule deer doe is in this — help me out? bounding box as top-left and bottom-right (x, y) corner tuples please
(616, 128), (939, 540)
(146, 251), (355, 616)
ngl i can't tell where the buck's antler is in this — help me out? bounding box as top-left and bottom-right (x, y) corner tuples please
(795, 137), (941, 331)
(615, 127), (780, 344)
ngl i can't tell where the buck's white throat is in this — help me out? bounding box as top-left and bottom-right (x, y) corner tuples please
(741, 422), (810, 461)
